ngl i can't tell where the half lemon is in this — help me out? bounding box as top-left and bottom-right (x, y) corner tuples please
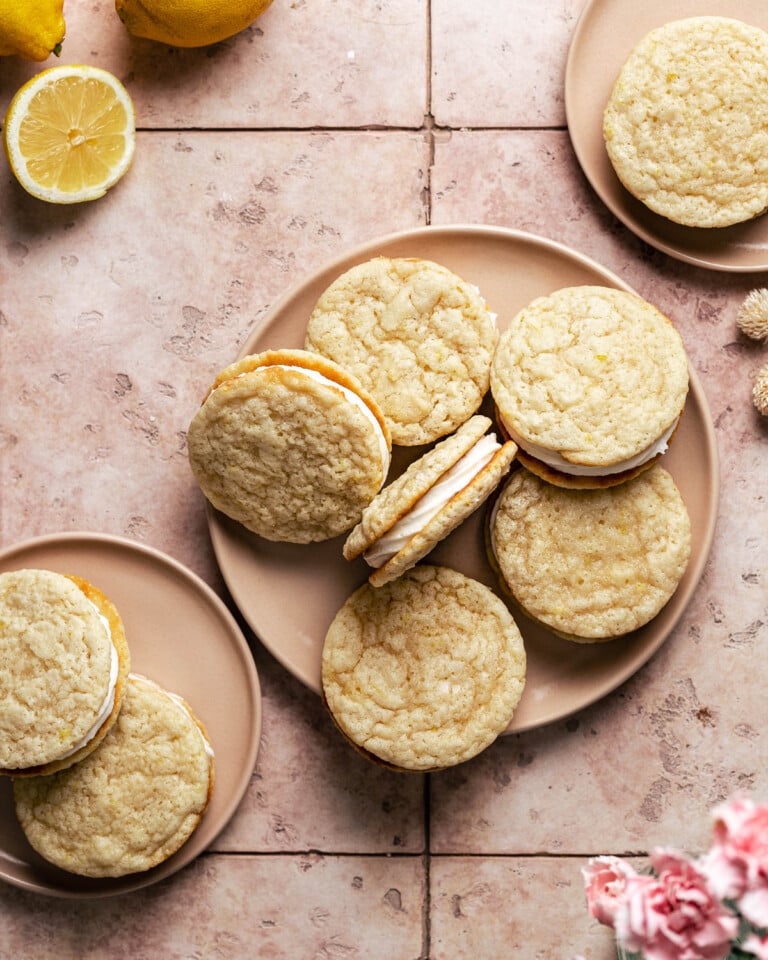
(3, 64), (136, 204)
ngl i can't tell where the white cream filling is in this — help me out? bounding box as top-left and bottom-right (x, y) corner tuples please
(242, 364), (391, 480)
(57, 604), (119, 761)
(166, 689), (215, 759)
(498, 413), (679, 477)
(364, 433), (502, 568)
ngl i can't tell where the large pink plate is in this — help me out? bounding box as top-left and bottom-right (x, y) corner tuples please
(207, 224), (719, 733)
(0, 532), (261, 898)
(566, 0), (768, 271)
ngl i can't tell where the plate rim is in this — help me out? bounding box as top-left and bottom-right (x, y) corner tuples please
(0, 530), (262, 899)
(564, 0), (768, 273)
(208, 222), (720, 732)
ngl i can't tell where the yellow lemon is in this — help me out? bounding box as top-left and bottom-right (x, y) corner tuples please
(115, 0), (275, 47)
(3, 65), (136, 204)
(0, 0), (66, 61)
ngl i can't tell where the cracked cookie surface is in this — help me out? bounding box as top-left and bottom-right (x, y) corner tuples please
(0, 568), (129, 775)
(187, 349), (391, 543)
(603, 16), (768, 227)
(489, 466), (691, 641)
(490, 286), (688, 469)
(14, 674), (214, 878)
(305, 257), (498, 446)
(321, 565), (526, 770)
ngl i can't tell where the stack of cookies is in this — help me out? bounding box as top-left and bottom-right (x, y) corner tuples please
(187, 255), (693, 772)
(1, 569), (214, 878)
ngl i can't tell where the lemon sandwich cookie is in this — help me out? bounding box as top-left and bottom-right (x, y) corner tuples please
(305, 256), (498, 446)
(321, 565), (526, 772)
(187, 349), (392, 543)
(488, 465), (692, 643)
(0, 568), (130, 777)
(13, 673), (214, 878)
(344, 415), (517, 587)
(490, 285), (689, 488)
(603, 16), (768, 228)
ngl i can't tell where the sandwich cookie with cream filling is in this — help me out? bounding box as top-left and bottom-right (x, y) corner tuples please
(14, 673), (214, 878)
(487, 465), (692, 643)
(343, 415), (517, 587)
(187, 349), (392, 543)
(0, 568), (130, 777)
(490, 286), (689, 489)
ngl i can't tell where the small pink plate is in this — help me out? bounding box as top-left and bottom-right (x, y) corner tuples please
(566, 0), (768, 271)
(0, 532), (261, 898)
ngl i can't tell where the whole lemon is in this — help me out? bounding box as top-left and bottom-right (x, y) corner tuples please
(0, 0), (66, 61)
(115, 0), (274, 47)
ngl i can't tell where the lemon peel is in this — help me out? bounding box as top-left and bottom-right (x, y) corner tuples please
(115, 0), (274, 48)
(2, 64), (136, 204)
(0, 0), (66, 61)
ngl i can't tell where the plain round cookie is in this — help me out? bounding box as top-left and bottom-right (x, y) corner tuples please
(344, 415), (518, 587)
(603, 16), (768, 228)
(13, 674), (214, 878)
(0, 569), (130, 777)
(305, 256), (498, 446)
(321, 565), (526, 771)
(488, 466), (691, 642)
(187, 349), (391, 543)
(490, 286), (688, 485)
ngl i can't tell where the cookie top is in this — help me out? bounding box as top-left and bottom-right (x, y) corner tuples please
(321, 565), (526, 771)
(187, 349), (392, 543)
(344, 415), (517, 586)
(0, 569), (130, 776)
(305, 256), (498, 446)
(490, 286), (688, 482)
(488, 466), (691, 642)
(13, 673), (214, 878)
(603, 16), (768, 228)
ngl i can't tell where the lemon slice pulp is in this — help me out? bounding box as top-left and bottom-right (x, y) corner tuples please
(3, 64), (136, 204)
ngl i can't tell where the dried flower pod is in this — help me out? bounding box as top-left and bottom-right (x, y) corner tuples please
(737, 288), (768, 341)
(753, 363), (768, 416)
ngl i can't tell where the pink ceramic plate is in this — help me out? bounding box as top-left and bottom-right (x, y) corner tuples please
(207, 224), (719, 733)
(0, 532), (261, 898)
(566, 0), (768, 271)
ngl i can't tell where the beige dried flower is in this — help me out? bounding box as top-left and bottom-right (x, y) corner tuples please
(753, 363), (768, 416)
(737, 288), (768, 341)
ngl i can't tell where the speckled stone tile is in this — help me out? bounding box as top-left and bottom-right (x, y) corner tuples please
(0, 0), (427, 129)
(431, 0), (586, 127)
(430, 855), (618, 960)
(0, 853), (427, 959)
(429, 126), (768, 855)
(0, 129), (429, 583)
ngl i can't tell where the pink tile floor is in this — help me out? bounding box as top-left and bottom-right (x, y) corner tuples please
(1, 1), (767, 956)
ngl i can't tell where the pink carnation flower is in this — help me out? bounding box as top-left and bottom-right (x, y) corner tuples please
(701, 794), (768, 928)
(744, 933), (768, 960)
(614, 848), (738, 960)
(582, 855), (636, 927)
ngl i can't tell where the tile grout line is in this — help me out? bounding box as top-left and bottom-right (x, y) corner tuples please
(203, 850), (649, 859)
(424, 0), (434, 228)
(133, 124), (568, 134)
